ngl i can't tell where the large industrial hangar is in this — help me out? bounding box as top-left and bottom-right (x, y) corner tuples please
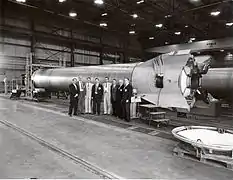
(1, 0), (233, 179)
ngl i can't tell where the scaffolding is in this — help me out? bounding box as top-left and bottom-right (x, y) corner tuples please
(25, 53), (33, 98)
(24, 52), (65, 100)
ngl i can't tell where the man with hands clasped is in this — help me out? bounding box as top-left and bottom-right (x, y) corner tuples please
(122, 78), (133, 122)
(68, 78), (80, 117)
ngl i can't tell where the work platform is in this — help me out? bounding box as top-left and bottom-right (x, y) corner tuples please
(0, 95), (233, 179)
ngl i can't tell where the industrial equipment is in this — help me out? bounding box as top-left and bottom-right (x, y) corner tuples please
(32, 51), (211, 112)
(172, 126), (233, 169)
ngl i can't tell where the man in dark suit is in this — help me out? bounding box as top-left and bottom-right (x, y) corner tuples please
(116, 79), (124, 119)
(111, 79), (118, 116)
(77, 76), (86, 114)
(91, 78), (103, 115)
(122, 78), (133, 122)
(68, 78), (80, 116)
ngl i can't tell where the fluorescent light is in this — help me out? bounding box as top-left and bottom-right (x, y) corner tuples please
(94, 0), (104, 5)
(59, 0), (66, 2)
(137, 0), (144, 4)
(100, 22), (107, 27)
(129, 30), (135, 34)
(155, 24), (163, 28)
(149, 37), (154, 40)
(16, 0), (26, 2)
(165, 14), (172, 18)
(101, 13), (108, 16)
(190, 0), (200, 2)
(132, 14), (138, 18)
(210, 11), (220, 16)
(69, 11), (77, 17)
(220, 49), (224, 52)
(226, 22), (233, 26)
(175, 31), (181, 35)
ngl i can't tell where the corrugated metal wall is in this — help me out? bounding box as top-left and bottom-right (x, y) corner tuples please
(0, 16), (140, 83)
(0, 18), (102, 81)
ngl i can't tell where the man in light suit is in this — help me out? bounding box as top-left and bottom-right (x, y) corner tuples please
(68, 78), (80, 116)
(85, 77), (93, 114)
(103, 77), (112, 115)
(77, 76), (86, 114)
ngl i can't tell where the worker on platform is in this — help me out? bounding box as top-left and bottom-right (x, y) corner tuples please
(85, 77), (93, 114)
(77, 76), (86, 114)
(103, 77), (112, 115)
(116, 79), (124, 119)
(111, 79), (118, 116)
(68, 78), (80, 117)
(122, 78), (133, 122)
(92, 78), (103, 115)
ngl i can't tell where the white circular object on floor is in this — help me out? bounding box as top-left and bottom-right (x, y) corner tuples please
(172, 126), (233, 151)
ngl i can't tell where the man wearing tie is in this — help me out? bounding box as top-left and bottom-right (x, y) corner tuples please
(122, 78), (133, 122)
(92, 78), (103, 115)
(116, 79), (124, 119)
(77, 76), (86, 114)
(68, 78), (80, 116)
(85, 77), (93, 114)
(111, 79), (118, 116)
(103, 77), (112, 115)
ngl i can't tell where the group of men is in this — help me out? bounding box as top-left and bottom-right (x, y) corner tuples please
(68, 76), (133, 122)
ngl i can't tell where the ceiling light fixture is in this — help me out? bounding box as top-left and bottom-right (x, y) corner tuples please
(190, 0), (200, 3)
(165, 42), (169, 45)
(149, 37), (154, 40)
(185, 25), (189, 28)
(129, 30), (136, 34)
(94, 0), (104, 5)
(165, 14), (172, 18)
(100, 22), (107, 27)
(220, 49), (224, 52)
(132, 14), (138, 18)
(101, 13), (108, 16)
(175, 31), (181, 35)
(226, 22), (233, 26)
(137, 0), (144, 4)
(59, 0), (66, 2)
(190, 37), (196, 41)
(210, 11), (220, 16)
(155, 24), (163, 28)
(16, 0), (26, 2)
(69, 11), (77, 17)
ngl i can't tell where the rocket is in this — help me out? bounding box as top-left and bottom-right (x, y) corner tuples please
(32, 51), (212, 112)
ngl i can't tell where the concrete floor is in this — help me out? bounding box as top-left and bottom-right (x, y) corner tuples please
(0, 120), (98, 178)
(0, 96), (233, 179)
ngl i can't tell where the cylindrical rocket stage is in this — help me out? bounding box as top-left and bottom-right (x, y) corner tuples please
(202, 68), (233, 99)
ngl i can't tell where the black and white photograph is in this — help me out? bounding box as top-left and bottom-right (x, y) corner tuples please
(1, 0), (233, 179)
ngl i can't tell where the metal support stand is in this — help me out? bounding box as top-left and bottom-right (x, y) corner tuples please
(25, 53), (33, 99)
